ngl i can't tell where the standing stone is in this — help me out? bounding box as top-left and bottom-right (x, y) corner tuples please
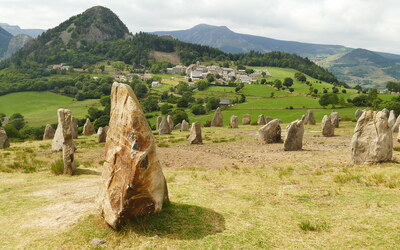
(173, 123), (181, 130)
(156, 116), (163, 131)
(284, 119), (304, 151)
(52, 118), (77, 151)
(167, 115), (174, 131)
(98, 82), (169, 230)
(330, 111), (340, 128)
(57, 109), (76, 175)
(98, 126), (109, 143)
(83, 118), (95, 135)
(211, 107), (223, 127)
(355, 109), (364, 121)
(258, 119), (282, 143)
(388, 110), (396, 128)
(265, 117), (273, 124)
(351, 110), (392, 164)
(181, 120), (189, 131)
(230, 115), (238, 128)
(242, 114), (251, 125)
(322, 115), (334, 137)
(71, 117), (78, 139)
(0, 128), (10, 149)
(188, 122), (202, 144)
(43, 124), (55, 140)
(304, 110), (316, 125)
(392, 115), (400, 132)
(257, 115), (266, 125)
(158, 117), (171, 135)
(397, 130), (400, 143)
(382, 108), (390, 119)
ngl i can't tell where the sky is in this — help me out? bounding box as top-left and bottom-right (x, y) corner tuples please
(1, 0), (400, 54)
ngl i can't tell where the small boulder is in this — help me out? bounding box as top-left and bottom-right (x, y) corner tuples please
(43, 124), (55, 140)
(0, 128), (10, 149)
(351, 110), (392, 164)
(284, 119), (304, 151)
(211, 107), (223, 127)
(330, 111), (340, 128)
(230, 115), (238, 128)
(83, 118), (95, 135)
(257, 114), (266, 125)
(188, 122), (202, 144)
(181, 120), (189, 131)
(258, 119), (282, 143)
(304, 110), (316, 125)
(322, 115), (334, 137)
(242, 114), (251, 125)
(158, 117), (171, 135)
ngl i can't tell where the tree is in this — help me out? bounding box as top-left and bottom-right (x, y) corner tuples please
(283, 77), (294, 88)
(289, 88), (294, 93)
(112, 61), (125, 72)
(99, 65), (105, 73)
(196, 80), (209, 91)
(206, 97), (220, 111)
(160, 104), (172, 115)
(274, 79), (282, 90)
(245, 68), (254, 75)
(134, 83), (148, 98)
(142, 98), (159, 112)
(294, 72), (306, 82)
(177, 97), (189, 108)
(319, 93), (339, 108)
(313, 89), (318, 94)
(191, 104), (206, 115)
(261, 72), (267, 77)
(206, 74), (215, 83)
(170, 109), (189, 125)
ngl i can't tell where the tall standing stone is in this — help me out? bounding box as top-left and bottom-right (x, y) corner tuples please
(43, 124), (55, 140)
(83, 118), (95, 135)
(98, 82), (169, 230)
(351, 110), (392, 164)
(167, 115), (174, 131)
(0, 128), (10, 149)
(98, 126), (109, 143)
(57, 109), (76, 175)
(156, 116), (163, 131)
(258, 119), (282, 143)
(71, 117), (78, 139)
(322, 115), (334, 137)
(181, 120), (189, 131)
(388, 110), (396, 128)
(188, 122), (202, 144)
(211, 107), (223, 127)
(393, 115), (400, 132)
(173, 123), (181, 130)
(265, 117), (273, 124)
(330, 111), (340, 128)
(284, 119), (304, 151)
(242, 114), (251, 125)
(257, 115), (266, 125)
(304, 110), (316, 125)
(158, 117), (171, 135)
(355, 109), (364, 121)
(230, 115), (238, 128)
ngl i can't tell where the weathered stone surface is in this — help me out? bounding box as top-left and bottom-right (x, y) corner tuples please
(304, 110), (316, 125)
(156, 116), (163, 131)
(43, 124), (55, 140)
(257, 114), (266, 125)
(52, 118), (77, 152)
(393, 115), (400, 132)
(242, 114), (251, 125)
(57, 109), (76, 175)
(98, 126), (109, 143)
(330, 111), (340, 128)
(265, 117), (273, 124)
(230, 115), (238, 128)
(211, 107), (223, 127)
(167, 115), (174, 130)
(98, 82), (169, 230)
(351, 110), (392, 164)
(188, 122), (202, 144)
(83, 118), (95, 135)
(158, 117), (171, 135)
(173, 123), (181, 130)
(322, 115), (334, 137)
(258, 119), (282, 143)
(284, 119), (304, 151)
(181, 120), (189, 131)
(71, 117), (78, 139)
(0, 128), (10, 149)
(355, 109), (364, 121)
(388, 110), (396, 128)
(382, 108), (390, 119)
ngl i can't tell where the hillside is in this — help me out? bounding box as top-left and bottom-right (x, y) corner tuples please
(0, 23), (45, 38)
(0, 27), (13, 57)
(3, 34), (32, 58)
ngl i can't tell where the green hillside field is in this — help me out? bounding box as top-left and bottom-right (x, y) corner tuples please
(0, 92), (100, 126)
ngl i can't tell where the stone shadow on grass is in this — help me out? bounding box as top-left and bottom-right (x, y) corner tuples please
(124, 202), (225, 240)
(74, 167), (101, 176)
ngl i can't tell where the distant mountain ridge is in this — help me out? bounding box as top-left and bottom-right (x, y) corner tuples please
(0, 23), (45, 38)
(0, 27), (13, 57)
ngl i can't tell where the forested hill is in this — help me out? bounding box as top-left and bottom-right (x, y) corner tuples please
(1, 5), (338, 84)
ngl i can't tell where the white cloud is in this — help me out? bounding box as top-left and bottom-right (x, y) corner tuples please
(0, 0), (399, 54)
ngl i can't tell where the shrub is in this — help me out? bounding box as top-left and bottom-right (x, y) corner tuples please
(299, 220), (330, 232)
(191, 104), (206, 115)
(51, 159), (64, 175)
(203, 120), (211, 127)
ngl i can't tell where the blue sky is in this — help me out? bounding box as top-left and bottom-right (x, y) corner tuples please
(1, 0), (399, 54)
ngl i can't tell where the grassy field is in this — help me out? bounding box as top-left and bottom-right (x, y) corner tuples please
(1, 123), (400, 248)
(0, 92), (100, 126)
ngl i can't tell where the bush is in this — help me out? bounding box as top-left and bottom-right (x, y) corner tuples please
(93, 115), (110, 130)
(191, 104), (206, 115)
(170, 109), (189, 125)
(203, 120), (211, 127)
(51, 159), (64, 175)
(20, 126), (45, 140)
(3, 124), (21, 139)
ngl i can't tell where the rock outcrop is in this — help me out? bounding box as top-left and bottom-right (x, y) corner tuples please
(230, 115), (238, 128)
(98, 82), (169, 229)
(158, 117), (171, 135)
(58, 109), (76, 175)
(351, 110), (392, 164)
(330, 111), (340, 128)
(188, 122), (203, 144)
(284, 119), (304, 151)
(304, 110), (316, 125)
(0, 128), (10, 149)
(83, 118), (95, 135)
(242, 114), (251, 125)
(257, 115), (266, 125)
(181, 120), (189, 131)
(322, 115), (334, 137)
(258, 119), (282, 143)
(98, 126), (109, 143)
(211, 107), (223, 127)
(43, 124), (55, 140)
